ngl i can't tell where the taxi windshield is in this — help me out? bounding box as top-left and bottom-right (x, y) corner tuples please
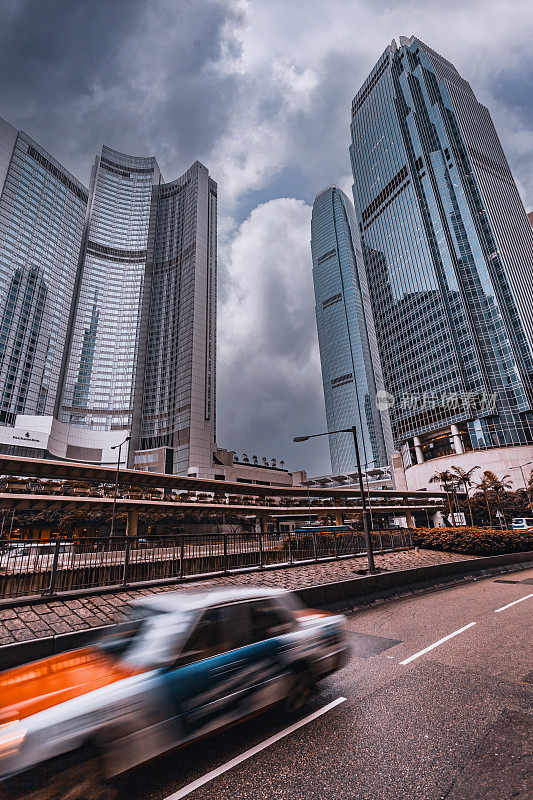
(96, 607), (164, 658)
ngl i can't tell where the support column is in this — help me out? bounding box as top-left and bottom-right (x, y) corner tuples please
(405, 510), (415, 529)
(126, 509), (138, 538)
(335, 510), (344, 526)
(450, 424), (465, 455)
(413, 436), (425, 464)
(259, 513), (268, 534)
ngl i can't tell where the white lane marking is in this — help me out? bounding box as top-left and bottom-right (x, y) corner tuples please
(163, 697), (347, 800)
(400, 622), (477, 665)
(494, 593), (533, 613)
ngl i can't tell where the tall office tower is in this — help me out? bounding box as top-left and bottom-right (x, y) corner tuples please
(59, 147), (161, 458)
(0, 117), (87, 438)
(58, 148), (217, 475)
(138, 162), (217, 477)
(311, 186), (391, 474)
(349, 36), (533, 474)
(0, 119), (218, 475)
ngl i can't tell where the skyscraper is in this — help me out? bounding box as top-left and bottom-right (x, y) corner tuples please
(137, 161), (217, 476)
(311, 186), (391, 474)
(0, 117), (87, 439)
(349, 36), (533, 472)
(57, 149), (217, 475)
(59, 147), (160, 444)
(0, 121), (218, 476)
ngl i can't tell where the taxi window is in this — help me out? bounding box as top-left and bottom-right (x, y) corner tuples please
(247, 600), (294, 643)
(175, 607), (227, 666)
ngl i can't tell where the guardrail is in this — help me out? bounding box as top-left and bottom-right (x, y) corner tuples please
(0, 528), (412, 600)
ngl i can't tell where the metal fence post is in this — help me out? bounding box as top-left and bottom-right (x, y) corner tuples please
(122, 538), (130, 586)
(42, 538), (61, 597)
(378, 531), (383, 552)
(258, 532), (264, 568)
(288, 529), (293, 564)
(312, 532), (318, 562)
(223, 534), (228, 573)
(334, 531), (338, 559)
(179, 535), (184, 579)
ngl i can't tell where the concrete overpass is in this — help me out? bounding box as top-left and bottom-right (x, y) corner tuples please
(0, 454), (448, 535)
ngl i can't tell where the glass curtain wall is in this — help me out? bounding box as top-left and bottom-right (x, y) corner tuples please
(349, 37), (533, 458)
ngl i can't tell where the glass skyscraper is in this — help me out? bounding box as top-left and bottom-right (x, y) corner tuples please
(349, 36), (533, 468)
(0, 117), (87, 433)
(0, 119), (217, 476)
(59, 146), (160, 439)
(311, 186), (391, 474)
(138, 161), (217, 476)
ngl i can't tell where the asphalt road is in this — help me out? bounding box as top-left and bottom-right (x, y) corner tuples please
(117, 568), (533, 800)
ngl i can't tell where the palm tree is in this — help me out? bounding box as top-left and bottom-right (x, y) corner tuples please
(450, 465), (480, 526)
(488, 473), (512, 530)
(429, 470), (457, 521)
(474, 471), (498, 527)
(527, 468), (533, 509)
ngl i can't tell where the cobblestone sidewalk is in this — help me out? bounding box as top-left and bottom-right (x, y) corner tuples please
(0, 549), (470, 647)
(0, 550), (465, 648)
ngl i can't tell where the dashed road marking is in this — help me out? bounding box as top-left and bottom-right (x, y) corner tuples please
(494, 593), (533, 613)
(400, 622), (477, 665)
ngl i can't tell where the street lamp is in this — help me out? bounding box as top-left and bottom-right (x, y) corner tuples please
(294, 425), (375, 573)
(510, 461), (533, 508)
(109, 436), (130, 538)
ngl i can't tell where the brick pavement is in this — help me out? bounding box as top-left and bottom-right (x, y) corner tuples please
(0, 549), (470, 647)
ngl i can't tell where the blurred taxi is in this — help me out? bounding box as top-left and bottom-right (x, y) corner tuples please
(0, 587), (348, 799)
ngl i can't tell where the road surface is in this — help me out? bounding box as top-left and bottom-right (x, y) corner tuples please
(115, 567), (533, 800)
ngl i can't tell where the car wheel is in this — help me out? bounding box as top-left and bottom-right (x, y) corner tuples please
(285, 666), (316, 714)
(26, 751), (115, 800)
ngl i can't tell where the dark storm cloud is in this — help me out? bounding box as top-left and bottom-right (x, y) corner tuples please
(0, 0), (245, 184)
(1, 0), (531, 478)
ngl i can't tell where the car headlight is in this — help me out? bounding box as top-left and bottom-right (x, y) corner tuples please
(0, 720), (27, 758)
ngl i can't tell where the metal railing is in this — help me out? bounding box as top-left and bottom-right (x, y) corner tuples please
(0, 528), (413, 600)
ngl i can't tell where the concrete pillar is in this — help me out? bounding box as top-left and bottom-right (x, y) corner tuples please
(390, 451), (408, 491)
(413, 436), (425, 464)
(450, 424), (465, 455)
(126, 509), (138, 537)
(259, 514), (268, 533)
(335, 510), (344, 526)
(405, 510), (415, 529)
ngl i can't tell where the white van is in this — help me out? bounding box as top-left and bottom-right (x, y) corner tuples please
(511, 518), (533, 530)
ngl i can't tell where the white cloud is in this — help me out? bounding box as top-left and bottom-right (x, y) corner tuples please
(217, 198), (330, 473)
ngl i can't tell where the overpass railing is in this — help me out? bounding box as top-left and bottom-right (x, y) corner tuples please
(0, 528), (413, 601)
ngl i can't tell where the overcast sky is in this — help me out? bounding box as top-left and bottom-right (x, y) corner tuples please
(1, 0), (532, 475)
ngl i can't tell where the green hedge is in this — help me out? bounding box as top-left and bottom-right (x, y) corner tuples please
(412, 526), (533, 556)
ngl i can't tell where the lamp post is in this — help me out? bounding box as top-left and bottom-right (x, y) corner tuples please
(109, 436), (130, 538)
(510, 461), (533, 508)
(294, 425), (375, 573)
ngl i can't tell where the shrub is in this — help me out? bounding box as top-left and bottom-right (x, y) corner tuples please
(412, 526), (533, 556)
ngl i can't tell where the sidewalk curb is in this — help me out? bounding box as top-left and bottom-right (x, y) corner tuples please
(0, 551), (531, 672)
(296, 550), (533, 611)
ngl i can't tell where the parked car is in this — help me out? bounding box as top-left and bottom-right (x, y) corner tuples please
(0, 587), (348, 799)
(511, 517), (533, 530)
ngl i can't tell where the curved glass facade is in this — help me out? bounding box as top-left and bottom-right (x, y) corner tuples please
(60, 146), (160, 432)
(349, 36), (533, 464)
(0, 118), (87, 424)
(311, 186), (390, 473)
